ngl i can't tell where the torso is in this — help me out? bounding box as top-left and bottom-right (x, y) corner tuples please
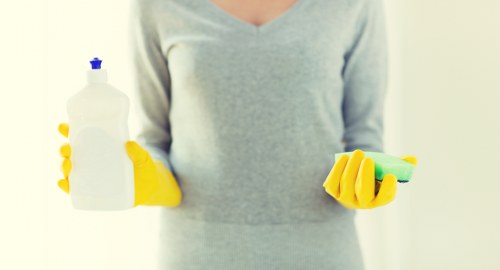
(136, 0), (379, 268)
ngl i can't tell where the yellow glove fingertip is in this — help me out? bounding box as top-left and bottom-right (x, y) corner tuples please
(60, 143), (71, 158)
(125, 140), (137, 149)
(58, 123), (69, 138)
(401, 155), (418, 165)
(61, 158), (72, 178)
(125, 141), (151, 165)
(352, 149), (365, 156)
(58, 179), (70, 194)
(372, 174), (397, 208)
(125, 141), (138, 155)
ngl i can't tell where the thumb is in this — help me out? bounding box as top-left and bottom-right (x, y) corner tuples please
(401, 155), (418, 165)
(125, 141), (152, 165)
(372, 174), (397, 207)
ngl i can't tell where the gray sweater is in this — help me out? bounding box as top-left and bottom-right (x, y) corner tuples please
(130, 0), (387, 269)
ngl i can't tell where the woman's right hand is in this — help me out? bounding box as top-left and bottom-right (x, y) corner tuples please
(57, 123), (182, 207)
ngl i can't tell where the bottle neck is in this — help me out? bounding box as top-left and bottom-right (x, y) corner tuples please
(87, 69), (107, 83)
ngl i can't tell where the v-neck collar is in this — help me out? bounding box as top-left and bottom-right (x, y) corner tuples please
(203, 0), (305, 34)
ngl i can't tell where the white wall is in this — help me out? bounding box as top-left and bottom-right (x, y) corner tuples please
(398, 0), (500, 269)
(0, 1), (45, 269)
(359, 1), (500, 269)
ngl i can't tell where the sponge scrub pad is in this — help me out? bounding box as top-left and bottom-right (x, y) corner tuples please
(334, 152), (415, 183)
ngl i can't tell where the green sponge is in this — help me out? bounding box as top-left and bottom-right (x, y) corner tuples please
(334, 152), (415, 183)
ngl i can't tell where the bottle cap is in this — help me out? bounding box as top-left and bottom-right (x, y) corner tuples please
(87, 57), (107, 83)
(90, 57), (102, 69)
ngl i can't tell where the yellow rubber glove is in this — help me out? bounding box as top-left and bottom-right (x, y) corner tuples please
(57, 123), (182, 207)
(322, 149), (417, 209)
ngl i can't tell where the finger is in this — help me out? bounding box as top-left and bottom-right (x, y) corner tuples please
(372, 174), (397, 208)
(339, 149), (364, 201)
(58, 123), (69, 138)
(401, 156), (418, 165)
(59, 143), (71, 158)
(58, 179), (70, 193)
(125, 141), (152, 166)
(61, 158), (72, 179)
(355, 157), (376, 208)
(323, 154), (349, 199)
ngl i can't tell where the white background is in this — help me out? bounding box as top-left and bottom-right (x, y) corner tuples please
(1, 0), (499, 269)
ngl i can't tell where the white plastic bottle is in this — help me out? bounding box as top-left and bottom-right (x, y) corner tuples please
(67, 57), (134, 210)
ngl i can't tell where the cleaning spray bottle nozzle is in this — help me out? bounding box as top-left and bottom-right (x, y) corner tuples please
(90, 57), (102, 69)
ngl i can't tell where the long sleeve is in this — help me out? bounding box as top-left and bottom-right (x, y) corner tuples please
(129, 0), (174, 171)
(341, 0), (388, 153)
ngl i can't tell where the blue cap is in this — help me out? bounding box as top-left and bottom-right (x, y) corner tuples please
(90, 57), (102, 69)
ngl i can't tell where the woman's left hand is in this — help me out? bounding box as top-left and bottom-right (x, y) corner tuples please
(322, 149), (397, 209)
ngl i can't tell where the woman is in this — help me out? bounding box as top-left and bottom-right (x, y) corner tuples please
(58, 0), (403, 268)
